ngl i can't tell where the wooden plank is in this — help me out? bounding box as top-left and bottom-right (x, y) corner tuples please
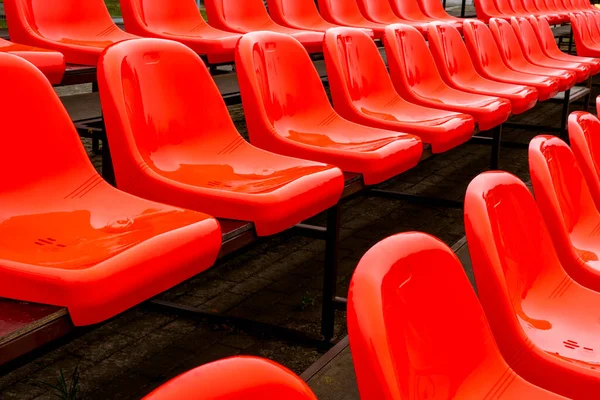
(0, 300), (72, 366)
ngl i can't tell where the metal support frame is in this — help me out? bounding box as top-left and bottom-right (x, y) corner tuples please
(320, 205), (342, 342)
(91, 81), (101, 155)
(568, 26), (574, 55)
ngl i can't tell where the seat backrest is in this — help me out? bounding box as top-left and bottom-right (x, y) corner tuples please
(5, 0), (116, 39)
(356, 0), (397, 22)
(0, 52), (96, 194)
(495, 0), (518, 16)
(419, 0), (453, 18)
(120, 0), (206, 34)
(568, 112), (600, 211)
(462, 20), (511, 75)
(348, 232), (503, 400)
(323, 28), (397, 108)
(317, 0), (370, 25)
(235, 32), (334, 138)
(521, 0), (542, 12)
(586, 12), (600, 40)
(510, 17), (546, 59)
(473, 0), (501, 21)
(267, 0), (327, 27)
(569, 12), (594, 47)
(383, 24), (448, 97)
(528, 15), (561, 54)
(143, 356), (317, 399)
(489, 18), (529, 65)
(389, 0), (428, 20)
(97, 38), (241, 184)
(205, 0), (271, 31)
(464, 171), (568, 363)
(427, 22), (481, 84)
(529, 135), (598, 253)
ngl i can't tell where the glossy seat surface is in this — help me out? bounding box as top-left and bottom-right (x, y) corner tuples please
(204, 0), (323, 53)
(521, 0), (566, 23)
(0, 53), (222, 326)
(143, 356), (317, 400)
(323, 28), (475, 153)
(463, 19), (560, 101)
(267, 0), (374, 37)
(119, 0), (242, 64)
(389, 0), (461, 31)
(428, 22), (538, 115)
(348, 232), (565, 400)
(419, 0), (464, 20)
(529, 135), (600, 294)
(529, 16), (600, 75)
(511, 17), (590, 82)
(317, 0), (389, 37)
(570, 12), (600, 57)
(354, 0), (430, 34)
(0, 38), (65, 84)
(569, 111), (600, 213)
(98, 38), (344, 236)
(474, 0), (509, 22)
(235, 32), (423, 185)
(384, 24), (512, 131)
(490, 18), (577, 91)
(4, 0), (137, 65)
(465, 171), (600, 399)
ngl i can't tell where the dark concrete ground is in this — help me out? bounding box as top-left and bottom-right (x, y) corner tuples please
(1, 90), (592, 399)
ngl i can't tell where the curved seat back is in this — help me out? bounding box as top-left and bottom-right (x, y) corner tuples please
(474, 0), (501, 22)
(463, 20), (512, 76)
(0, 53), (95, 194)
(235, 32), (334, 144)
(317, 0), (374, 25)
(389, 0), (430, 20)
(568, 112), (600, 211)
(143, 356), (317, 399)
(120, 0), (207, 35)
(383, 24), (450, 99)
(356, 0), (398, 23)
(529, 135), (600, 289)
(98, 38), (241, 187)
(348, 232), (506, 400)
(323, 28), (397, 112)
(427, 22), (483, 86)
(205, 0), (273, 32)
(510, 17), (548, 61)
(419, 0), (457, 18)
(267, 0), (332, 28)
(489, 17), (532, 68)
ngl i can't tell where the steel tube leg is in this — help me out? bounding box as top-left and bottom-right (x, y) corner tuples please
(92, 80), (100, 154)
(568, 28), (574, 54)
(321, 204), (341, 342)
(560, 89), (571, 141)
(460, 0), (466, 17)
(491, 125), (502, 170)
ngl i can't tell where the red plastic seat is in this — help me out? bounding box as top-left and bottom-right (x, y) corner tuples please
(119, 0), (242, 64)
(0, 53), (222, 326)
(585, 13), (600, 45)
(388, 0), (463, 31)
(569, 111), (600, 212)
(267, 0), (374, 37)
(4, 0), (137, 66)
(529, 135), (600, 294)
(322, 28), (475, 153)
(489, 18), (577, 91)
(0, 38), (65, 84)
(521, 0), (567, 23)
(528, 16), (600, 75)
(204, 0), (323, 53)
(98, 38), (344, 237)
(347, 232), (566, 400)
(428, 22), (538, 115)
(510, 17), (591, 82)
(570, 13), (600, 57)
(474, 0), (511, 23)
(143, 356), (317, 400)
(384, 24), (512, 131)
(419, 0), (465, 21)
(235, 32), (423, 185)
(463, 20), (560, 101)
(465, 171), (600, 399)
(354, 0), (431, 35)
(316, 0), (389, 38)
